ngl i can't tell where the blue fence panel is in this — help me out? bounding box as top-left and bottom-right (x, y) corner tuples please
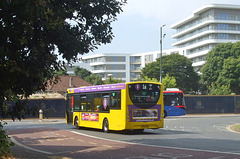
(185, 96), (236, 114)
(24, 99), (66, 118)
(3, 96), (240, 119)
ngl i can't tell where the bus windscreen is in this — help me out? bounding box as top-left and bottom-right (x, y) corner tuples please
(128, 83), (160, 108)
(163, 92), (184, 107)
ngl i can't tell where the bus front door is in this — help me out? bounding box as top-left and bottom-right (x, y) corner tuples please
(66, 96), (73, 125)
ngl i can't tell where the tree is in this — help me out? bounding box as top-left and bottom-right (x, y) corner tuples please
(143, 76), (158, 82)
(0, 0), (126, 155)
(162, 74), (177, 90)
(0, 122), (14, 158)
(55, 69), (68, 76)
(74, 67), (92, 80)
(140, 61), (159, 81)
(141, 53), (199, 93)
(85, 74), (103, 85)
(217, 57), (240, 94)
(201, 42), (240, 94)
(139, 75), (176, 91)
(201, 43), (235, 87)
(0, 0), (126, 113)
(207, 83), (231, 95)
(104, 78), (123, 84)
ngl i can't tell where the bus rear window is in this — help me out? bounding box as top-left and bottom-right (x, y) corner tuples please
(128, 83), (161, 108)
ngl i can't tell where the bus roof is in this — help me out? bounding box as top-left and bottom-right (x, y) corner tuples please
(163, 90), (184, 94)
(166, 88), (179, 91)
(67, 83), (126, 94)
(164, 88), (183, 94)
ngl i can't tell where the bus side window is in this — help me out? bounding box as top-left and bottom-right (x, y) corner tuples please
(110, 92), (121, 109)
(67, 95), (74, 112)
(80, 95), (86, 111)
(111, 94), (117, 107)
(102, 93), (110, 111)
(94, 93), (102, 111)
(86, 94), (94, 111)
(73, 95), (80, 111)
(117, 92), (121, 109)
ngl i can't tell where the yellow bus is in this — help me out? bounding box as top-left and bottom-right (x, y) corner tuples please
(66, 82), (164, 132)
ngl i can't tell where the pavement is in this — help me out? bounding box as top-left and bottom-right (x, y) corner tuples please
(3, 114), (240, 159)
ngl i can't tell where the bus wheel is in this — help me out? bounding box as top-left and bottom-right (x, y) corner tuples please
(74, 117), (79, 129)
(103, 118), (109, 133)
(164, 111), (167, 118)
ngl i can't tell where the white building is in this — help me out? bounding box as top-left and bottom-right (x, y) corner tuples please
(171, 4), (240, 72)
(68, 4), (240, 81)
(82, 53), (130, 82)
(73, 49), (178, 82)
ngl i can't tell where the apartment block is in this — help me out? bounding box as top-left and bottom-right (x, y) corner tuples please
(67, 4), (240, 81)
(73, 49), (177, 82)
(171, 4), (240, 72)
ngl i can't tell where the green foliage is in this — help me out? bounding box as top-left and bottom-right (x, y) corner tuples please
(74, 67), (92, 80)
(143, 76), (159, 82)
(141, 53), (199, 93)
(0, 121), (14, 158)
(162, 74), (177, 90)
(140, 62), (159, 81)
(207, 83), (231, 95)
(0, 0), (126, 117)
(201, 42), (240, 94)
(233, 124), (240, 132)
(85, 74), (103, 85)
(217, 57), (240, 94)
(104, 78), (123, 84)
(0, 1), (126, 155)
(55, 69), (68, 76)
(0, 92), (26, 120)
(197, 75), (208, 95)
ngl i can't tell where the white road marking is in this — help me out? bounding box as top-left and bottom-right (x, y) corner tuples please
(10, 137), (53, 155)
(70, 130), (240, 156)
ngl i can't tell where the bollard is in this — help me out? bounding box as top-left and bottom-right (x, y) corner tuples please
(39, 109), (43, 120)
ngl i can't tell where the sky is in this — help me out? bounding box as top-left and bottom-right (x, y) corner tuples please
(89, 0), (240, 55)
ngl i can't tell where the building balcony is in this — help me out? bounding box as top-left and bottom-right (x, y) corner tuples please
(130, 69), (141, 73)
(172, 19), (240, 40)
(130, 61), (141, 64)
(192, 60), (206, 67)
(186, 50), (209, 59)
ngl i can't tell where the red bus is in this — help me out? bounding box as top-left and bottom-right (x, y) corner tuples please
(163, 88), (186, 117)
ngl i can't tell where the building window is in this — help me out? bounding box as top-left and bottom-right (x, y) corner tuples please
(217, 24), (229, 30)
(217, 33), (229, 39)
(113, 73), (118, 78)
(145, 55), (153, 62)
(111, 72), (126, 78)
(113, 56), (118, 62)
(113, 65), (118, 70)
(130, 65), (135, 70)
(217, 13), (228, 20)
(130, 72), (136, 78)
(130, 57), (135, 62)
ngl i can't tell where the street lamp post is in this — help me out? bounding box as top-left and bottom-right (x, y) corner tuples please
(107, 74), (113, 83)
(160, 24), (166, 83)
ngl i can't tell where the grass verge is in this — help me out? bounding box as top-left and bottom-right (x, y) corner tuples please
(231, 123), (240, 132)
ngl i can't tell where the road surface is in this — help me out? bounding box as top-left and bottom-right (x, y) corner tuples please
(4, 114), (240, 159)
